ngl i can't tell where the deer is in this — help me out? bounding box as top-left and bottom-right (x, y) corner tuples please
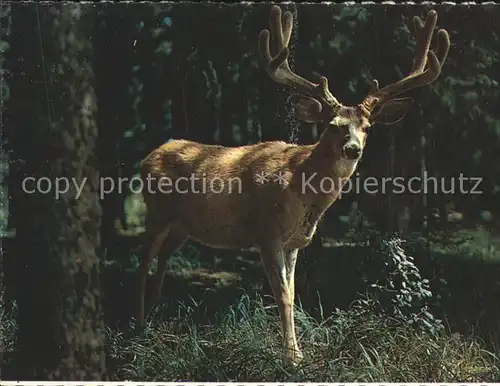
(136, 5), (450, 364)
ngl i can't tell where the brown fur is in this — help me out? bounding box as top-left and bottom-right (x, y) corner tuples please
(136, 5), (450, 364)
(140, 125), (360, 251)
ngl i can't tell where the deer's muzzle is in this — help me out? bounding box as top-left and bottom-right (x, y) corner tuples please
(342, 143), (362, 160)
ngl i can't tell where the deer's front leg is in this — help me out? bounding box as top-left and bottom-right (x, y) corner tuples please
(260, 243), (302, 363)
(285, 249), (299, 307)
(285, 248), (301, 359)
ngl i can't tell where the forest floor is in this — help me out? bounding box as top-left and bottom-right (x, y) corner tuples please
(100, 225), (500, 381)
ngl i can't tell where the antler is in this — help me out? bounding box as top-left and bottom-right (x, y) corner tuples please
(258, 5), (343, 121)
(362, 10), (451, 114)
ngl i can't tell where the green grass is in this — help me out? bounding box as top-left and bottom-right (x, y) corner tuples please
(338, 225), (500, 262)
(2, 292), (498, 381)
(105, 295), (500, 382)
(427, 226), (500, 262)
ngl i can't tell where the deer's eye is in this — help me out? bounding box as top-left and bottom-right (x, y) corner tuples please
(363, 125), (372, 133)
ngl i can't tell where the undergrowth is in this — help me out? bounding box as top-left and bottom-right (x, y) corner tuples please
(106, 294), (499, 382)
(2, 233), (500, 381)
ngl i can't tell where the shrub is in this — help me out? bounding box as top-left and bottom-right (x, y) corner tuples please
(358, 234), (444, 336)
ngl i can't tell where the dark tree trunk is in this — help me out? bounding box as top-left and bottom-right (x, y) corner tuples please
(135, 4), (172, 149)
(213, 6), (246, 146)
(95, 5), (134, 244)
(170, 3), (213, 143)
(0, 2), (12, 376)
(12, 3), (105, 380)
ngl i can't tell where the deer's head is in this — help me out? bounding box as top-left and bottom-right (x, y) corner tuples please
(259, 6), (450, 161)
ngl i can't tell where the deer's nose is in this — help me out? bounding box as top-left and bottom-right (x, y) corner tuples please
(342, 144), (362, 160)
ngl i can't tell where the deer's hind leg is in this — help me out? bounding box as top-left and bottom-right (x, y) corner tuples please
(136, 215), (172, 326)
(137, 217), (187, 325)
(151, 226), (188, 309)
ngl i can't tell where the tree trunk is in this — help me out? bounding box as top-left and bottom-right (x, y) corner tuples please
(419, 118), (429, 233)
(170, 3), (206, 141)
(95, 5), (134, 244)
(0, 2), (12, 377)
(12, 3), (105, 380)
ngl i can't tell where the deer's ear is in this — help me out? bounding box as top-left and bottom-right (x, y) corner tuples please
(295, 96), (323, 123)
(371, 97), (414, 125)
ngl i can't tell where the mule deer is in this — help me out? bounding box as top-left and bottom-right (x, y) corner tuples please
(136, 5), (450, 363)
